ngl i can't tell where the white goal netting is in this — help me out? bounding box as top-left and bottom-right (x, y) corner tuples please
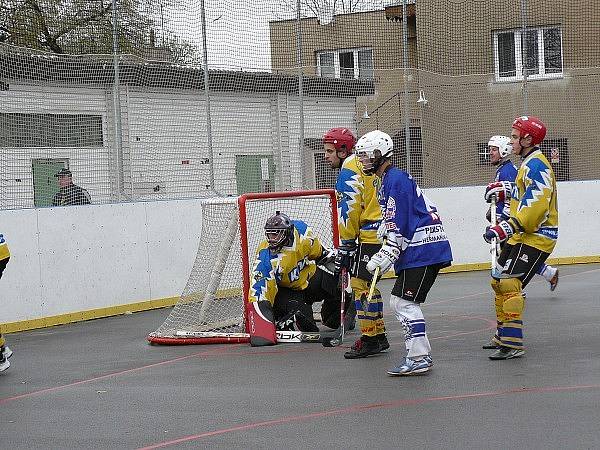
(148, 189), (337, 344)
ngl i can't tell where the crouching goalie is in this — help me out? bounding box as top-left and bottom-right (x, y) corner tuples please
(248, 212), (347, 338)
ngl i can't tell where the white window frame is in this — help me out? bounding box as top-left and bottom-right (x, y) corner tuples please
(493, 26), (563, 82)
(316, 48), (374, 80)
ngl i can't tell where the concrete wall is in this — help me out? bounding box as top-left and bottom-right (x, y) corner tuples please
(1, 180), (598, 327)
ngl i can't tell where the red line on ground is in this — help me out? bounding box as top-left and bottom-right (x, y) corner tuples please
(0, 317), (495, 404)
(137, 383), (600, 449)
(0, 345), (317, 404)
(2, 267), (594, 405)
(429, 266), (600, 306)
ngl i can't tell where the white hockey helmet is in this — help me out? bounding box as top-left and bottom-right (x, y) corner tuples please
(355, 130), (393, 174)
(488, 135), (512, 158)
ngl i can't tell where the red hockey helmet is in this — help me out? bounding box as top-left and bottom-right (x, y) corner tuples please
(322, 127), (357, 154)
(512, 116), (547, 146)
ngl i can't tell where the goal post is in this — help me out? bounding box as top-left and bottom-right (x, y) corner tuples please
(147, 189), (339, 345)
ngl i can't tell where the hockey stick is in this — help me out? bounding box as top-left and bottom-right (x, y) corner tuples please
(322, 267), (348, 347)
(367, 266), (380, 302)
(173, 328), (344, 344)
(490, 195), (500, 278)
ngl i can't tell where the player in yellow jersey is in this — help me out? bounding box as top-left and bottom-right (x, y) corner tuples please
(0, 232), (12, 372)
(323, 127), (388, 358)
(483, 116), (558, 360)
(249, 212), (342, 332)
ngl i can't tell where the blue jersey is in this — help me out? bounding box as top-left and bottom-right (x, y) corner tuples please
(494, 159), (518, 220)
(379, 167), (452, 272)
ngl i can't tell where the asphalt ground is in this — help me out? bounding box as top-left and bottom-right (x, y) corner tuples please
(1, 263), (599, 449)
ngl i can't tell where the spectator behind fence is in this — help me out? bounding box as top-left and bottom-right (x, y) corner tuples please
(52, 168), (91, 206)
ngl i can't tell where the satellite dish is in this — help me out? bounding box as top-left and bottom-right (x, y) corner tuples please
(317, 1), (334, 25)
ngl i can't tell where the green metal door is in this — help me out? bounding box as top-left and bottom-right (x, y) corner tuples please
(32, 159), (67, 207)
(235, 155), (275, 195)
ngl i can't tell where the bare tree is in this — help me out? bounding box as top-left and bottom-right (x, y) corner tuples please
(0, 0), (197, 62)
(273, 0), (387, 21)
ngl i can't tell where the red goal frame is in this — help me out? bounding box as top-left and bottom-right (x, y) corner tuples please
(147, 189), (338, 345)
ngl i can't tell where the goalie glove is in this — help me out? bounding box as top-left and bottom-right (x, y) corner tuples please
(366, 243), (401, 275)
(483, 220), (514, 244)
(316, 247), (337, 274)
(334, 242), (356, 274)
(484, 181), (513, 204)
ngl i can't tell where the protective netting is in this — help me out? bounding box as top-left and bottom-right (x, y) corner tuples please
(1, 0), (599, 210)
(149, 190), (335, 342)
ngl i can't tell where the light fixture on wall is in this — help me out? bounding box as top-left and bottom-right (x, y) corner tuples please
(417, 90), (428, 106)
(362, 104), (370, 119)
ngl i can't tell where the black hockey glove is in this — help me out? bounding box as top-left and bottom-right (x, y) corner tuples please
(334, 242), (357, 274)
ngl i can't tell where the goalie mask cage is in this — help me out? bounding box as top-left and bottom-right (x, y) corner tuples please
(147, 189), (338, 345)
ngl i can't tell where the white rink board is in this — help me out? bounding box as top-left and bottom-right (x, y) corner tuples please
(0, 180), (599, 324)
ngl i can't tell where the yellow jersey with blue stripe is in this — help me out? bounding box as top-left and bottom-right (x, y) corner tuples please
(249, 220), (324, 305)
(336, 154), (382, 245)
(0, 233), (9, 261)
(507, 149), (558, 253)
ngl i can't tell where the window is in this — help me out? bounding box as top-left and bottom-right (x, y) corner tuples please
(493, 26), (563, 82)
(318, 53), (335, 78)
(0, 113), (104, 147)
(477, 142), (490, 166)
(316, 48), (374, 80)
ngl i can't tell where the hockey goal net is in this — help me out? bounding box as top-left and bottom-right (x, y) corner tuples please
(147, 189), (338, 345)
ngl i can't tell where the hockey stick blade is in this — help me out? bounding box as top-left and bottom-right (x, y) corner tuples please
(329, 267), (379, 348)
(321, 326), (344, 347)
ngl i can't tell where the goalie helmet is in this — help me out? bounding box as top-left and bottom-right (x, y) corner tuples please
(512, 116), (547, 146)
(355, 130), (393, 175)
(322, 127), (357, 154)
(488, 135), (512, 158)
(264, 211), (294, 251)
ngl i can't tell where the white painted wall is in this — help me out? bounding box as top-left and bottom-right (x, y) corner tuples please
(0, 180), (598, 324)
(1, 83), (359, 206)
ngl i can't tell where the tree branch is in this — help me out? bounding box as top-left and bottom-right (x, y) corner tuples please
(53, 2), (112, 41)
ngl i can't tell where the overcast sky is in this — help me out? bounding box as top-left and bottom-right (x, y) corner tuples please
(163, 0), (390, 70)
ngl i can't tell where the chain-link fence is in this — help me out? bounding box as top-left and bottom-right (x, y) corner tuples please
(1, 0), (598, 209)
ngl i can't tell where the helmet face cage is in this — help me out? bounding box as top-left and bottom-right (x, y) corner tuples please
(356, 150), (378, 175)
(488, 135), (512, 158)
(264, 212), (293, 251)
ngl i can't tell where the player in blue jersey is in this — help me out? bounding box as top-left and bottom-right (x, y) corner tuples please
(356, 131), (453, 376)
(487, 135), (558, 291)
(0, 232), (12, 372)
(249, 212), (342, 332)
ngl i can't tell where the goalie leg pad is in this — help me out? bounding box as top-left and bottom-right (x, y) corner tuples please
(249, 301), (277, 347)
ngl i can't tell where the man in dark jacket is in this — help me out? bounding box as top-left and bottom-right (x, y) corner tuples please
(52, 168), (91, 206)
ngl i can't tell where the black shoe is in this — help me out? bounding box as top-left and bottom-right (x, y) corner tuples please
(378, 334), (390, 352)
(482, 340), (501, 350)
(344, 336), (384, 359)
(488, 347), (525, 360)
